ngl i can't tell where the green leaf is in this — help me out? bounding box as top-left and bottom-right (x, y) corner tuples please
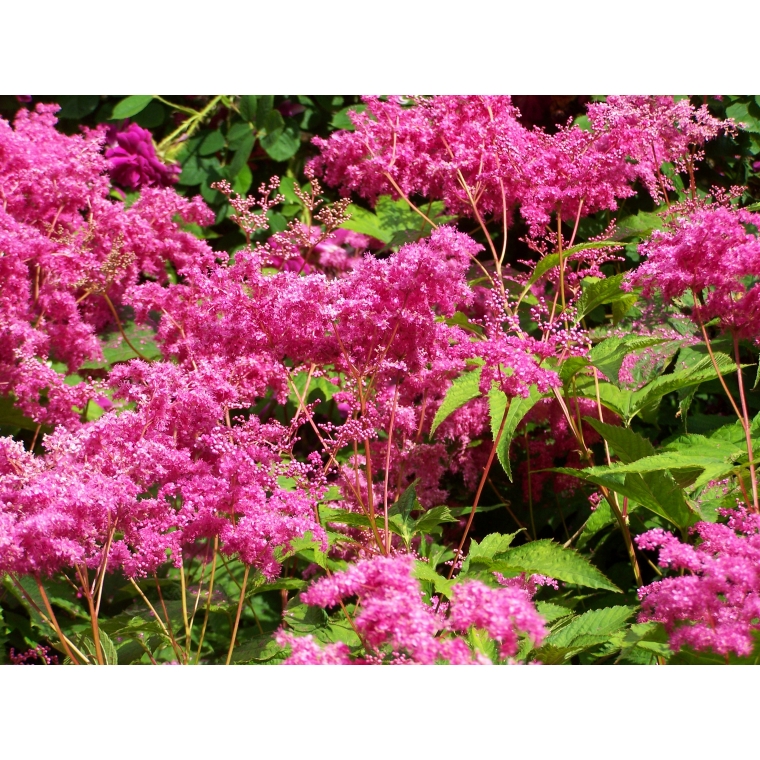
(233, 634), (286, 664)
(546, 606), (635, 649)
(575, 274), (636, 323)
(563, 374), (634, 419)
(238, 95), (258, 123)
(430, 367), (483, 436)
(331, 104), (367, 131)
(468, 532), (522, 563)
(488, 385), (543, 480)
(112, 95), (154, 120)
(612, 210), (666, 241)
(389, 480), (420, 522)
(79, 323), (162, 368)
(412, 506), (458, 535)
(583, 418), (655, 463)
(576, 498), (614, 550)
(227, 131), (255, 178)
(341, 195), (451, 245)
(255, 96), (274, 128)
(628, 353), (739, 420)
(0, 395), (45, 432)
(199, 129), (225, 156)
(490, 540), (620, 592)
(413, 561), (454, 598)
(517, 242), (621, 295)
(559, 466), (694, 529)
(535, 602), (574, 624)
(57, 95), (100, 120)
(726, 101), (760, 133)
(318, 505), (374, 531)
(75, 631), (119, 665)
(261, 123), (300, 162)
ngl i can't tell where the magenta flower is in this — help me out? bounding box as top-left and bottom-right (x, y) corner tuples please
(636, 509), (760, 657)
(105, 122), (180, 190)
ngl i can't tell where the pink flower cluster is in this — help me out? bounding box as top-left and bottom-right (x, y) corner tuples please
(0, 104), (214, 426)
(631, 204), (760, 340)
(0, 360), (327, 579)
(281, 554), (547, 664)
(636, 509), (760, 657)
(312, 96), (731, 236)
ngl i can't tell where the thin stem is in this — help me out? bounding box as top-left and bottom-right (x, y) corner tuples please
(568, 199), (585, 249)
(226, 565), (250, 665)
(733, 333), (759, 513)
(383, 382), (401, 553)
(592, 369), (643, 586)
(153, 573), (184, 663)
(157, 95), (224, 152)
(76, 565), (105, 665)
(694, 304), (744, 422)
(102, 292), (151, 362)
(129, 578), (173, 640)
(487, 477), (530, 537)
(447, 401), (510, 580)
(557, 213), (567, 315)
(179, 562), (191, 653)
(32, 576), (80, 664)
(382, 172), (438, 229)
(195, 537), (219, 664)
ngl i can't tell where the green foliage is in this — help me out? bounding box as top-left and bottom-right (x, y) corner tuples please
(466, 539), (620, 592)
(430, 366), (483, 436)
(341, 195), (452, 245)
(488, 385), (544, 480)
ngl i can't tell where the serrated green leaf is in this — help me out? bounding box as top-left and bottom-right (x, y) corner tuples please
(430, 367), (483, 436)
(557, 466), (694, 529)
(112, 95), (154, 120)
(629, 353), (739, 419)
(233, 634), (285, 663)
(469, 532), (522, 562)
(575, 274), (636, 323)
(535, 602), (574, 624)
(488, 385), (544, 481)
(516, 242), (621, 297)
(562, 374), (634, 419)
(75, 631), (119, 665)
(592, 337), (639, 377)
(413, 561), (454, 598)
(583, 418), (655, 463)
(547, 605), (635, 649)
(491, 540), (620, 592)
(341, 195), (451, 245)
(413, 505), (458, 534)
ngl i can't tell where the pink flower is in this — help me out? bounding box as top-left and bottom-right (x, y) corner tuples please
(105, 122), (181, 190)
(636, 509), (760, 657)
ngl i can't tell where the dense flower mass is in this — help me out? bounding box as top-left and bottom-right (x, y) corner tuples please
(311, 95), (733, 236)
(1, 94), (757, 666)
(631, 204), (760, 340)
(0, 103), (214, 426)
(289, 554), (547, 664)
(636, 509), (760, 657)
